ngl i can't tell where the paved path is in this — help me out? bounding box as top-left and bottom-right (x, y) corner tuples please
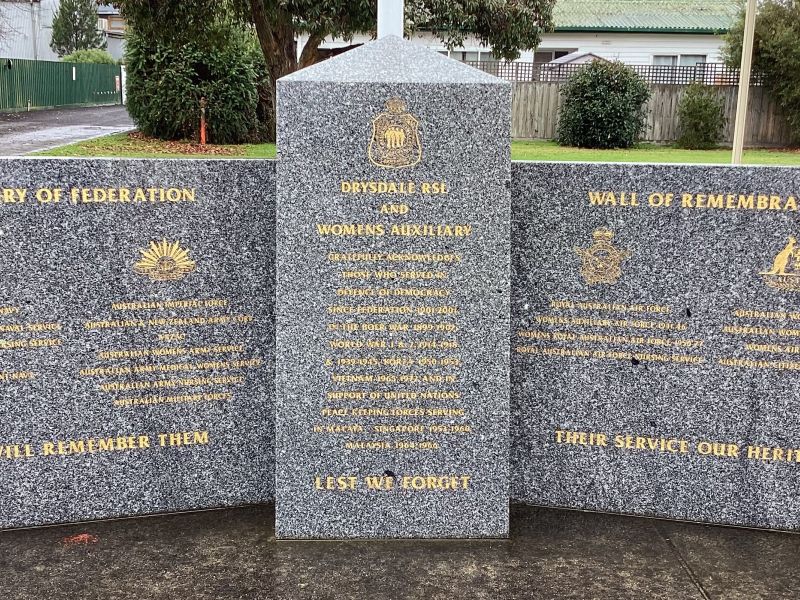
(1, 504), (797, 599)
(0, 105), (133, 155)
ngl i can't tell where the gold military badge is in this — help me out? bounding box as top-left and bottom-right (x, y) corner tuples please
(134, 239), (196, 282)
(368, 97), (422, 169)
(574, 228), (631, 285)
(761, 235), (800, 291)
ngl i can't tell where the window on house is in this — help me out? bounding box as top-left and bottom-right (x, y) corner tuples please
(535, 50), (579, 63)
(653, 55), (678, 66)
(449, 50), (497, 62)
(653, 54), (708, 67)
(679, 54), (707, 66)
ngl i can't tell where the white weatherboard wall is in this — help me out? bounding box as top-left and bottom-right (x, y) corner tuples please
(305, 31), (726, 66)
(0, 0), (60, 61)
(533, 32), (726, 65)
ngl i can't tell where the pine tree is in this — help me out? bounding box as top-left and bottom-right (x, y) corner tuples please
(50, 0), (106, 57)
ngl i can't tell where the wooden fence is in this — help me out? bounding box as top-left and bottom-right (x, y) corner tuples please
(512, 83), (793, 147)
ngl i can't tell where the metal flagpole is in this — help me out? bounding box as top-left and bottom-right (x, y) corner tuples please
(732, 0), (758, 165)
(377, 0), (405, 39)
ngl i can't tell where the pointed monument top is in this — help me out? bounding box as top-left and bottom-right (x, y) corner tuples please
(280, 36), (506, 85)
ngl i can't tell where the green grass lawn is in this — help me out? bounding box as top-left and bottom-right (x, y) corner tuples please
(34, 132), (277, 159)
(512, 140), (800, 165)
(34, 133), (800, 165)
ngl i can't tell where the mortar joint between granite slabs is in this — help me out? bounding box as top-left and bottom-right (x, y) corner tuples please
(653, 522), (713, 600)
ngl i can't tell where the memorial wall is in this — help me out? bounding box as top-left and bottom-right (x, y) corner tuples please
(2, 157), (800, 532)
(511, 161), (800, 531)
(0, 159), (275, 528)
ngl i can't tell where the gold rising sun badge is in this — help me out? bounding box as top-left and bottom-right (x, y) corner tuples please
(134, 239), (196, 282)
(574, 228), (631, 285)
(368, 97), (422, 169)
(761, 235), (800, 291)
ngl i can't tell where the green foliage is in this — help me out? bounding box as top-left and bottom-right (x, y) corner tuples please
(50, 0), (106, 57)
(114, 1), (556, 61)
(406, 0), (557, 61)
(125, 22), (265, 144)
(676, 83), (726, 150)
(724, 0), (800, 141)
(112, 0), (556, 141)
(61, 49), (118, 64)
(557, 61), (651, 149)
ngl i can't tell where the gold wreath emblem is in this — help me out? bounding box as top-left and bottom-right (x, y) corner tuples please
(134, 239), (196, 282)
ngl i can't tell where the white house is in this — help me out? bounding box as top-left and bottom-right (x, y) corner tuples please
(0, 0), (60, 61)
(304, 0), (740, 68)
(97, 4), (125, 60)
(0, 0), (123, 61)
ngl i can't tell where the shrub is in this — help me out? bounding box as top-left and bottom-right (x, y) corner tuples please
(125, 22), (265, 144)
(676, 83), (726, 149)
(557, 61), (651, 149)
(61, 49), (117, 64)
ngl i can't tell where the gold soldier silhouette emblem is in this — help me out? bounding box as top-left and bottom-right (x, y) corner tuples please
(368, 97), (422, 169)
(761, 235), (800, 291)
(134, 239), (197, 282)
(574, 228), (631, 285)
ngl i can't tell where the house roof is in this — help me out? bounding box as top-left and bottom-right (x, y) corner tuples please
(547, 52), (608, 65)
(553, 1), (741, 34)
(96, 5), (120, 17)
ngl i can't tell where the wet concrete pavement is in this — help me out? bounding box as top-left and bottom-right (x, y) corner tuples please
(0, 504), (797, 600)
(0, 105), (133, 155)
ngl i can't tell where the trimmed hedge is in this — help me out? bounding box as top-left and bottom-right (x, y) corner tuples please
(676, 83), (726, 150)
(125, 23), (266, 144)
(557, 61), (651, 149)
(61, 49), (118, 64)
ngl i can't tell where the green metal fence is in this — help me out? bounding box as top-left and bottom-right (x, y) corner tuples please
(0, 58), (122, 111)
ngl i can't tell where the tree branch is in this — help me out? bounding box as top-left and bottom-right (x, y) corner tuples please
(298, 30), (327, 69)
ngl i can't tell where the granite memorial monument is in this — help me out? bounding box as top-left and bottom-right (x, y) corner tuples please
(275, 37), (512, 539)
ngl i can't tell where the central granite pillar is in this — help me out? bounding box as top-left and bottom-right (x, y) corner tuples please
(275, 37), (511, 539)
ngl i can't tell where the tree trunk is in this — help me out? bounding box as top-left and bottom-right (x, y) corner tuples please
(250, 0), (297, 142)
(299, 32), (326, 69)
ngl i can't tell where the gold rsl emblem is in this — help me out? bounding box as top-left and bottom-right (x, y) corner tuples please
(761, 236), (800, 291)
(134, 239), (196, 282)
(574, 228), (631, 285)
(368, 97), (422, 169)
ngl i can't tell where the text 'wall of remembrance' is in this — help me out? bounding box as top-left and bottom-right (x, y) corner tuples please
(0, 159), (275, 529)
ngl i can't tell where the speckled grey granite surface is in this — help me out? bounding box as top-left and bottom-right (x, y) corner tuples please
(275, 37), (511, 538)
(6, 155), (796, 533)
(511, 161), (800, 531)
(0, 158), (275, 529)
